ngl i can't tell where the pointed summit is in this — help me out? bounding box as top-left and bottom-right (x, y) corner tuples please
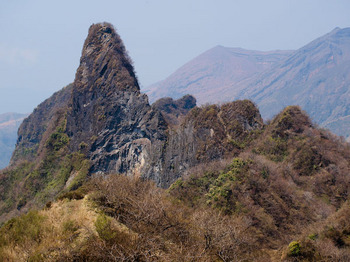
(67, 23), (146, 152)
(66, 22), (167, 176)
(74, 22), (139, 95)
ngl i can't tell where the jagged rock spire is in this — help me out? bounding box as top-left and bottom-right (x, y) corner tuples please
(67, 23), (148, 151)
(66, 23), (167, 178)
(74, 22), (139, 94)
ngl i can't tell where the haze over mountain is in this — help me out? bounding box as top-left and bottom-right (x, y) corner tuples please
(0, 113), (27, 169)
(146, 27), (350, 139)
(146, 46), (292, 104)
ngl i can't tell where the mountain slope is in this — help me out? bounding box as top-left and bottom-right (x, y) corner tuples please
(146, 27), (350, 139)
(1, 106), (350, 261)
(237, 27), (350, 136)
(0, 113), (28, 169)
(146, 46), (292, 104)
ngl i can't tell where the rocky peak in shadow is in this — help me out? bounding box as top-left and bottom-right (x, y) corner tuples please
(152, 95), (196, 126)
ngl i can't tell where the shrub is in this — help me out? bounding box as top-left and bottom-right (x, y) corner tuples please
(0, 210), (45, 245)
(255, 135), (288, 162)
(205, 158), (247, 214)
(66, 159), (90, 191)
(308, 233), (318, 241)
(57, 186), (88, 201)
(288, 241), (301, 257)
(95, 213), (117, 241)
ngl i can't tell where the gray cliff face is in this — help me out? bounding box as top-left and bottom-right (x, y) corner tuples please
(87, 91), (167, 177)
(150, 100), (264, 188)
(66, 23), (167, 179)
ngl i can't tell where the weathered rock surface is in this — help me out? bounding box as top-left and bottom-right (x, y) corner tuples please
(151, 100), (264, 187)
(152, 95), (196, 126)
(66, 23), (168, 179)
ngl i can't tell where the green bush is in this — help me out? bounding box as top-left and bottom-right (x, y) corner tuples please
(308, 233), (318, 241)
(95, 214), (117, 241)
(57, 185), (89, 201)
(205, 158), (247, 214)
(0, 210), (45, 246)
(46, 132), (69, 151)
(288, 240), (301, 257)
(67, 159), (90, 191)
(256, 136), (288, 162)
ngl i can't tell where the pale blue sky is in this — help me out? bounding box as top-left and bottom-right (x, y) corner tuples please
(1, 0), (350, 114)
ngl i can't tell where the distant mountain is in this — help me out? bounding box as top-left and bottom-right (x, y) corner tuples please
(237, 27), (350, 138)
(0, 113), (27, 169)
(146, 27), (350, 139)
(145, 46), (292, 104)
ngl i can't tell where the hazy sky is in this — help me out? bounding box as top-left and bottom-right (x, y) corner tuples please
(1, 0), (350, 114)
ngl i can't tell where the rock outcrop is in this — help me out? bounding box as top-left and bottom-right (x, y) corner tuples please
(1, 23), (265, 222)
(152, 95), (196, 126)
(153, 100), (263, 187)
(66, 23), (167, 177)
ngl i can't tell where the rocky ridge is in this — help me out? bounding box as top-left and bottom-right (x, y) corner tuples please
(0, 23), (264, 221)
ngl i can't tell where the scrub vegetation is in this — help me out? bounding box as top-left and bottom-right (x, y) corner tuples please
(1, 105), (350, 261)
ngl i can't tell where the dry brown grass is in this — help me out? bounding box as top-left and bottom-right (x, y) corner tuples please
(0, 196), (99, 261)
(83, 175), (262, 261)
